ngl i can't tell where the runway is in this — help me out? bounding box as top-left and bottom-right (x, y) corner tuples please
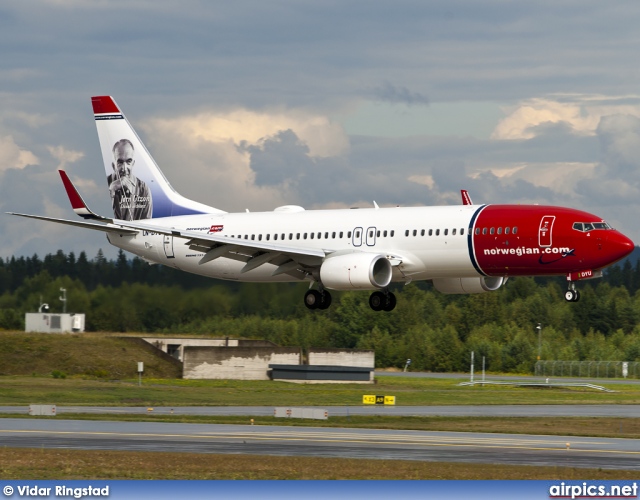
(1, 418), (639, 470)
(2, 404), (640, 417)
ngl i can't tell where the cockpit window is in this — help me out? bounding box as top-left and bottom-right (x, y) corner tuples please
(573, 221), (612, 232)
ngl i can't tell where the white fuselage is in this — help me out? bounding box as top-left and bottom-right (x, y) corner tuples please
(107, 205), (480, 283)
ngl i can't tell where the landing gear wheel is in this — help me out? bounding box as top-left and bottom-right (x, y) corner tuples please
(383, 292), (397, 312)
(304, 289), (321, 310)
(369, 291), (385, 311)
(565, 289), (580, 302)
(318, 291), (332, 310)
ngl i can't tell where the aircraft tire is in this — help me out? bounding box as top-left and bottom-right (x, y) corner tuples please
(369, 291), (385, 311)
(304, 290), (321, 310)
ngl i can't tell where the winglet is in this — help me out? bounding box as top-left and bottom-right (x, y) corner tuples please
(461, 189), (473, 206)
(59, 170), (110, 221)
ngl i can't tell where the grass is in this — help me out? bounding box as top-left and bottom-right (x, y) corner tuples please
(1, 447), (638, 480)
(1, 375), (639, 406)
(0, 332), (180, 379)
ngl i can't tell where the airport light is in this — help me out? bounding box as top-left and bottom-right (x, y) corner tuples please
(536, 323), (542, 361)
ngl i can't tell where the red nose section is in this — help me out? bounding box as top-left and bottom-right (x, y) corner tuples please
(608, 232), (635, 265)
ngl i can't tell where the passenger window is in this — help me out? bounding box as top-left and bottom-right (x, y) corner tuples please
(475, 228), (479, 235)
(304, 233), (308, 239)
(340, 232), (344, 238)
(413, 230), (417, 236)
(383, 230), (387, 237)
(421, 229), (425, 236)
(296, 233), (300, 240)
(266, 234), (270, 241)
(332, 232), (336, 238)
(289, 233), (293, 240)
(282, 233), (285, 240)
(390, 230), (395, 237)
(505, 227), (510, 235)
(377, 230), (380, 237)
(347, 231), (351, 238)
(497, 228), (502, 235)
(428, 229), (433, 236)
(318, 232), (321, 239)
(310, 233), (314, 239)
(452, 228), (457, 235)
(436, 229), (440, 236)
(273, 234), (277, 240)
(513, 227), (518, 234)
(251, 235), (255, 240)
(405, 230), (409, 237)
(490, 228), (494, 235)
(461, 228), (465, 236)
(482, 228), (487, 235)
(325, 232), (329, 238)
(444, 228), (448, 236)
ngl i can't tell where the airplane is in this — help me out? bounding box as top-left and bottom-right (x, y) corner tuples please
(7, 96), (636, 312)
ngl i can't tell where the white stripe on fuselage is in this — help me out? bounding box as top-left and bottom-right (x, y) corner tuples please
(107, 205), (483, 283)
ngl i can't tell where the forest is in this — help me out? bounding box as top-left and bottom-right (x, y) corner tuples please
(1, 248), (640, 372)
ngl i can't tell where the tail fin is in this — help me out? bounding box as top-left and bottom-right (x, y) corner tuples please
(92, 96), (224, 220)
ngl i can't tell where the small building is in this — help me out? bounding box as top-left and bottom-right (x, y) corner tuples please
(25, 313), (85, 333)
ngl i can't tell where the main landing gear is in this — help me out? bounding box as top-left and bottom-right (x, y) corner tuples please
(304, 289), (332, 310)
(369, 290), (397, 312)
(565, 283), (581, 302)
(303, 288), (397, 311)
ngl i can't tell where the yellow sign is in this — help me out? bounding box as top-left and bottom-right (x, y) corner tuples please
(363, 395), (396, 405)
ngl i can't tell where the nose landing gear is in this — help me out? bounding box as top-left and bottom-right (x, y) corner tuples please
(564, 283), (581, 302)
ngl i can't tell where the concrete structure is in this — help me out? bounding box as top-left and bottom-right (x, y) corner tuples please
(183, 346), (301, 380)
(25, 313), (85, 333)
(308, 348), (374, 368)
(143, 337), (276, 361)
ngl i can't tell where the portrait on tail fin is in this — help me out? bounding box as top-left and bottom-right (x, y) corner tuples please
(107, 138), (153, 220)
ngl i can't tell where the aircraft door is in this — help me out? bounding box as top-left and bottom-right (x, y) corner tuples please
(538, 216), (555, 248)
(352, 227), (363, 247)
(163, 234), (175, 258)
(366, 226), (377, 246)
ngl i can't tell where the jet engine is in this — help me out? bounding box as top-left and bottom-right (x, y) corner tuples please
(431, 276), (506, 294)
(320, 253), (392, 290)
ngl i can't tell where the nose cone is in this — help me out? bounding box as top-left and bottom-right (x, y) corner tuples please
(609, 231), (635, 264)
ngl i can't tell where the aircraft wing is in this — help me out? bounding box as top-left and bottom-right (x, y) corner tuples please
(114, 218), (328, 275)
(6, 212), (137, 235)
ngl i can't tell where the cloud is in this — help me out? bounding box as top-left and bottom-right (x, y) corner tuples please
(47, 145), (84, 170)
(370, 81), (429, 106)
(0, 135), (39, 171)
(492, 96), (640, 140)
(139, 107), (351, 211)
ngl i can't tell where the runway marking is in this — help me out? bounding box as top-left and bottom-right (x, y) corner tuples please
(2, 429), (639, 455)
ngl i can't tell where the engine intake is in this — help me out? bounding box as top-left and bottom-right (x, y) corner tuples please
(320, 253), (392, 290)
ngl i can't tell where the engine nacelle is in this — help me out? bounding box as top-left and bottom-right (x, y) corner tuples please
(320, 253), (392, 290)
(432, 276), (506, 294)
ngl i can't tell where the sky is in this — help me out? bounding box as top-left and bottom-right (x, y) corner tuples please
(2, 0), (640, 260)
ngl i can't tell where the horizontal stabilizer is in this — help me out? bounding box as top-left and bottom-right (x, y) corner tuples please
(6, 212), (137, 235)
